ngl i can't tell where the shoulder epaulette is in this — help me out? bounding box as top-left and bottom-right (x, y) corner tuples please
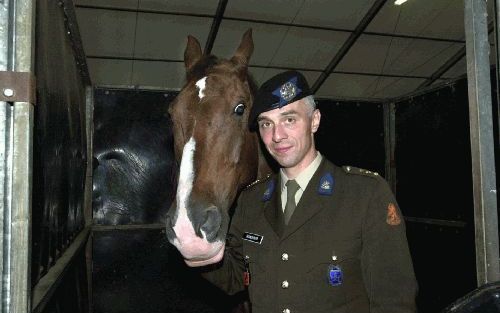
(342, 165), (380, 178)
(244, 173), (273, 190)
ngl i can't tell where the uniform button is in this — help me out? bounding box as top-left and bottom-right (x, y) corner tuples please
(281, 280), (289, 289)
(282, 309), (291, 313)
(281, 253), (289, 261)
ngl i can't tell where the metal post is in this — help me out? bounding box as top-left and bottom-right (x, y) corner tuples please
(464, 0), (500, 285)
(495, 0), (500, 153)
(0, 0), (36, 312)
(383, 102), (397, 192)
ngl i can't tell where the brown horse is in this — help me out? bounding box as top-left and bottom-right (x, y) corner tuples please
(165, 30), (271, 267)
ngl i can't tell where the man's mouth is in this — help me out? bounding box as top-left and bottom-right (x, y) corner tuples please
(274, 146), (292, 154)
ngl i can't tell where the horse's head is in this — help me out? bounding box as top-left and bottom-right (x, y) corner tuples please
(165, 30), (262, 266)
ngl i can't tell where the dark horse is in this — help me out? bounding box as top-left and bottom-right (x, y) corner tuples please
(165, 30), (271, 267)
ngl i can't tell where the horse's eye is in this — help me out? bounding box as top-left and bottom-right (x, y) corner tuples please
(233, 103), (245, 116)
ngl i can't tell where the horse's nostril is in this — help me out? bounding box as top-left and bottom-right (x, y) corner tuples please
(200, 206), (222, 242)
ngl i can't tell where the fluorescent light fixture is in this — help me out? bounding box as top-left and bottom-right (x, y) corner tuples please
(395, 0), (408, 5)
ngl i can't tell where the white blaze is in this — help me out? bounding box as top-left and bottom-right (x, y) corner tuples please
(173, 137), (197, 246)
(172, 136), (226, 266)
(195, 76), (207, 100)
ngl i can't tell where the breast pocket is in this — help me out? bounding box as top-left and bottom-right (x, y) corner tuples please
(302, 243), (365, 309)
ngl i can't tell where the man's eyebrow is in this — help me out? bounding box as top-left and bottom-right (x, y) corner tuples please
(280, 109), (298, 116)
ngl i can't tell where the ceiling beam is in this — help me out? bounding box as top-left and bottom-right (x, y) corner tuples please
(311, 0), (388, 93)
(204, 0), (228, 55)
(418, 20), (494, 89)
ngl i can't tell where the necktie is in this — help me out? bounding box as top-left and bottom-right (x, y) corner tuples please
(284, 179), (300, 225)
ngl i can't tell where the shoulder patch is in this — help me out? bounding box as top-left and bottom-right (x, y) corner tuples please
(244, 173), (272, 190)
(386, 203), (402, 226)
(342, 165), (379, 178)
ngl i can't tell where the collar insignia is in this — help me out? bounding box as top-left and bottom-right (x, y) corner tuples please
(318, 173), (334, 196)
(272, 76), (302, 107)
(262, 179), (276, 201)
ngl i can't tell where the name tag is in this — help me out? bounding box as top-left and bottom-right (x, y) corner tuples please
(242, 232), (263, 244)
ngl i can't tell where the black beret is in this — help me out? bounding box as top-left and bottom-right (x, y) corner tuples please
(249, 70), (312, 131)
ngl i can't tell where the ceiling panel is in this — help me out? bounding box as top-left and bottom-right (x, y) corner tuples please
(371, 76), (425, 98)
(74, 0), (139, 10)
(139, 0), (219, 14)
(294, 0), (377, 30)
(336, 34), (463, 77)
(134, 13), (212, 60)
(224, 0), (302, 23)
(131, 61), (186, 89)
(250, 67), (321, 88)
(317, 73), (423, 100)
(76, 8), (137, 57)
(268, 27), (350, 70)
(87, 59), (133, 86)
(366, 0), (464, 40)
(316, 73), (381, 99)
(212, 20), (288, 66)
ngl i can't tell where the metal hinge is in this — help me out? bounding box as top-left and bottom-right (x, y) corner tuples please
(0, 71), (36, 104)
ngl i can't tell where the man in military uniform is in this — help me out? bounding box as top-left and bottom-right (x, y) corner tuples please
(203, 70), (417, 313)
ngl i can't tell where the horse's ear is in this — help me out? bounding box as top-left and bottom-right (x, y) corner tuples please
(231, 29), (254, 66)
(184, 35), (203, 71)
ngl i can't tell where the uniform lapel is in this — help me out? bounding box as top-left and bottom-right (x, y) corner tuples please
(263, 176), (285, 238)
(281, 159), (337, 241)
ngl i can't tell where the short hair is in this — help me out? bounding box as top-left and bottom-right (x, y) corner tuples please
(302, 95), (316, 116)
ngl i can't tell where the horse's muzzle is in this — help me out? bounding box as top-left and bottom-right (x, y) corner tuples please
(165, 203), (223, 244)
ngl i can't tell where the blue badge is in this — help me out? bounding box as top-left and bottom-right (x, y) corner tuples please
(328, 265), (343, 286)
(318, 173), (334, 195)
(272, 76), (302, 107)
(262, 179), (275, 201)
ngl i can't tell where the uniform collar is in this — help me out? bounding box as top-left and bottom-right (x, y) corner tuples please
(280, 152), (323, 192)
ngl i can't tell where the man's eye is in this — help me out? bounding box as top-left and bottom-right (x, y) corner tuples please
(259, 121), (271, 128)
(286, 117), (295, 123)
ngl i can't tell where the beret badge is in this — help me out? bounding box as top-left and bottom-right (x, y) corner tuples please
(272, 76), (302, 107)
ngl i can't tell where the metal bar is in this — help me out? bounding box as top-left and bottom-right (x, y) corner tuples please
(0, 101), (11, 313)
(10, 102), (33, 313)
(92, 224), (166, 231)
(404, 216), (467, 228)
(204, 0), (228, 55)
(84, 86), (94, 227)
(31, 228), (91, 313)
(383, 102), (396, 192)
(311, 0), (388, 93)
(84, 86), (94, 313)
(8, 0), (36, 312)
(464, 0), (500, 285)
(74, 4), (464, 44)
(61, 0), (91, 86)
(0, 1), (10, 311)
(495, 0), (500, 153)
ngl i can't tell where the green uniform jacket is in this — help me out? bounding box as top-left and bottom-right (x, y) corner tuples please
(203, 158), (418, 313)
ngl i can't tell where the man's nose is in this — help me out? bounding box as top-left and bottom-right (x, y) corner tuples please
(272, 124), (287, 142)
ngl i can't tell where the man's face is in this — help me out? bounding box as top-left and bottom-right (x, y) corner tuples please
(257, 99), (321, 174)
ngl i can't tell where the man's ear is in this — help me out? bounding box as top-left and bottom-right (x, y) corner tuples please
(311, 109), (321, 133)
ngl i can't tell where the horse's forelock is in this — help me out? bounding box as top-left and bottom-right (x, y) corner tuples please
(186, 55), (220, 82)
